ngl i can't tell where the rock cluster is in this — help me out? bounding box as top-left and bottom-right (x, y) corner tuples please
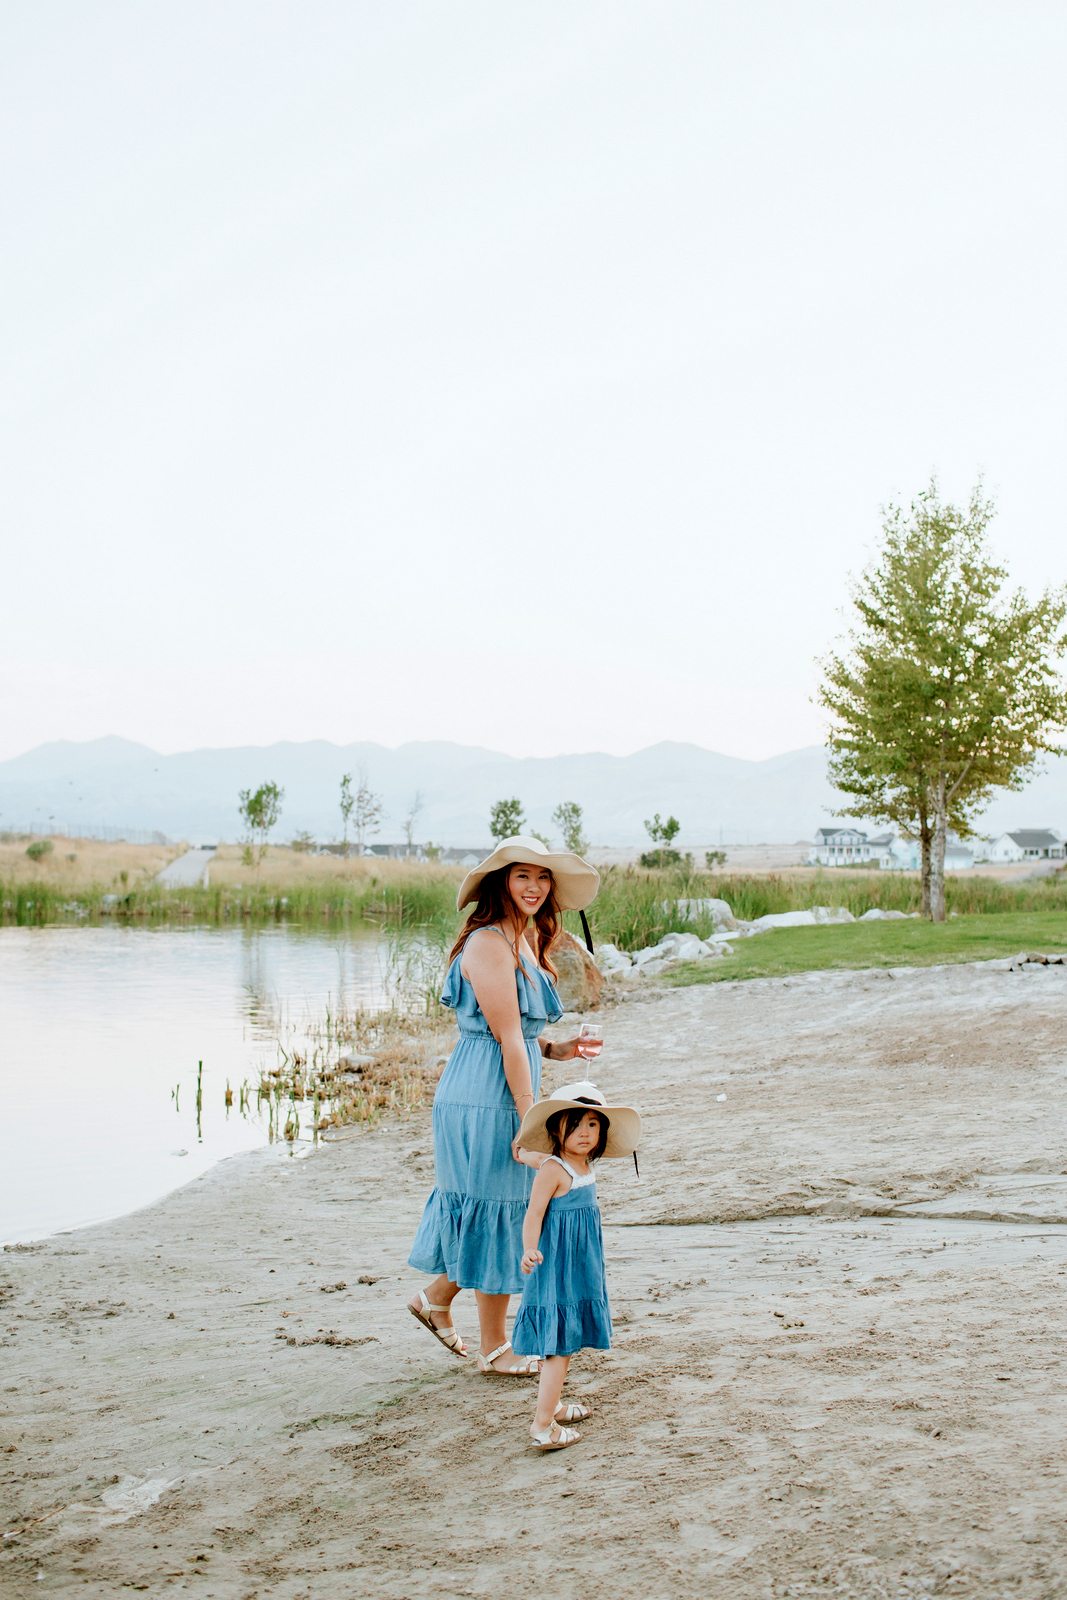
(592, 898), (940, 980)
(596, 930), (731, 978)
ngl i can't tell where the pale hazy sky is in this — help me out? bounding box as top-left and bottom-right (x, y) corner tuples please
(2, 2), (1064, 762)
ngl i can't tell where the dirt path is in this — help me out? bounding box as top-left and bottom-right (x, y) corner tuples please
(3, 959), (1067, 1598)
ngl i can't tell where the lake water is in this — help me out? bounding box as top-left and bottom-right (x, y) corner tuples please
(0, 924), (408, 1244)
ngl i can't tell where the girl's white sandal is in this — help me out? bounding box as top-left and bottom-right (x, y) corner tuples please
(531, 1422), (582, 1451)
(475, 1340), (541, 1376)
(408, 1292), (468, 1359)
(555, 1402), (590, 1422)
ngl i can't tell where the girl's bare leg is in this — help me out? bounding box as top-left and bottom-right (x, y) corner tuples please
(532, 1355), (571, 1433)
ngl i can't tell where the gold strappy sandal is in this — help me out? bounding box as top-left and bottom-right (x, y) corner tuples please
(530, 1422), (582, 1451)
(407, 1292), (468, 1359)
(475, 1340), (541, 1376)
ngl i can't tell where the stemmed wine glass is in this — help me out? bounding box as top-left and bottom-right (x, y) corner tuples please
(576, 1023), (603, 1062)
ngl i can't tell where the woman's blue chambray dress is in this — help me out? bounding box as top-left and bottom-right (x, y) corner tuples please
(407, 931), (563, 1296)
(510, 1155), (612, 1357)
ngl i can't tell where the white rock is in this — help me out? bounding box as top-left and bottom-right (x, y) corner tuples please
(657, 932), (707, 961)
(859, 908), (909, 921)
(593, 943), (633, 972)
(811, 905), (856, 924)
(631, 941), (670, 967)
(750, 910), (818, 931)
(749, 906), (856, 932)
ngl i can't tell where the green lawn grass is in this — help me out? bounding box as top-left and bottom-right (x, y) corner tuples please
(663, 911), (1067, 986)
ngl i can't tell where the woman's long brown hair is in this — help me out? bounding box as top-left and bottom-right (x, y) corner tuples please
(449, 864), (560, 979)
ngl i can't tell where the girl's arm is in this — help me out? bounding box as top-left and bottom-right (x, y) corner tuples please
(462, 930), (537, 1139)
(514, 1145), (548, 1171)
(521, 1162), (565, 1273)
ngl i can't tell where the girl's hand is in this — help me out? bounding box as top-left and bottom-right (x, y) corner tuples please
(521, 1248), (543, 1275)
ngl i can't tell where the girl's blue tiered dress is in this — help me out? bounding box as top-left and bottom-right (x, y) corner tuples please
(511, 1156), (612, 1357)
(407, 934), (563, 1296)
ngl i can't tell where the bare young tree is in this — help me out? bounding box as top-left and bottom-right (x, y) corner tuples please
(353, 770), (384, 857)
(402, 790), (424, 857)
(339, 772), (355, 858)
(552, 800), (588, 855)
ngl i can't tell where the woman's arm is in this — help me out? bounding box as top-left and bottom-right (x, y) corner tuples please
(521, 1162), (564, 1273)
(461, 930), (537, 1123)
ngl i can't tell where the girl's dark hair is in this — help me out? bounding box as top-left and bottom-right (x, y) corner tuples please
(545, 1105), (610, 1163)
(449, 863), (561, 978)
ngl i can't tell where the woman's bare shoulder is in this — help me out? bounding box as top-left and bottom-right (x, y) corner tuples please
(459, 926), (512, 975)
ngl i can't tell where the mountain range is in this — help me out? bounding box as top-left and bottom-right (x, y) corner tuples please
(1, 736), (1065, 848)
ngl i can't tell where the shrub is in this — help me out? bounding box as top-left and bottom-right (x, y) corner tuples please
(25, 839), (53, 862)
(639, 848), (682, 869)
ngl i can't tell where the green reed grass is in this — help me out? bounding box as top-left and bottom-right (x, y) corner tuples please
(0, 871), (461, 928)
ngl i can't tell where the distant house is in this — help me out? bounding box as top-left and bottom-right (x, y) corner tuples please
(877, 832), (974, 872)
(988, 830), (1065, 863)
(810, 827), (975, 871)
(808, 827), (876, 866)
(359, 843), (487, 863)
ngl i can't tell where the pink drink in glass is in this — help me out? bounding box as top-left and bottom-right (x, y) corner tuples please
(577, 1025), (603, 1061)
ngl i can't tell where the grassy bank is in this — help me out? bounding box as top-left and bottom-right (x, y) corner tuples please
(5, 855), (1067, 945)
(663, 910), (1067, 986)
(581, 863), (1067, 952)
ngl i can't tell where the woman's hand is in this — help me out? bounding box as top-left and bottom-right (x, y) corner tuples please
(520, 1247), (543, 1275)
(511, 1130), (538, 1163)
(543, 1035), (582, 1062)
(513, 1144), (547, 1171)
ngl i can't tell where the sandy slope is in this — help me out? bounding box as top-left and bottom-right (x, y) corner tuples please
(3, 960), (1067, 1599)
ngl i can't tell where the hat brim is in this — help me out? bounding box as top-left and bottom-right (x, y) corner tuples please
(457, 836), (600, 912)
(517, 1098), (642, 1160)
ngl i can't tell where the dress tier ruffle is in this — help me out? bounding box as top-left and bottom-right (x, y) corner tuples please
(511, 1183), (612, 1357)
(407, 938), (563, 1297)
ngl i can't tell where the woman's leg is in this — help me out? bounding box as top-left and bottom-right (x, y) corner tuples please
(475, 1290), (510, 1362)
(409, 1274), (460, 1333)
(532, 1355), (571, 1434)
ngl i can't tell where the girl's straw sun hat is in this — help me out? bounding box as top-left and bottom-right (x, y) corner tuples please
(517, 1080), (641, 1160)
(456, 834), (600, 912)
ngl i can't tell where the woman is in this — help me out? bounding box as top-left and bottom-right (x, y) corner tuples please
(407, 834), (599, 1375)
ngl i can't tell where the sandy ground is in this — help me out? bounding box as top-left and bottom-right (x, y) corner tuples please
(4, 960), (1067, 1599)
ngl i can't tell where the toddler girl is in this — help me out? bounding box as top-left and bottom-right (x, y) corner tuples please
(512, 1081), (641, 1451)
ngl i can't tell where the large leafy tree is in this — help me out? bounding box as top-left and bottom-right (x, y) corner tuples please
(818, 483), (1067, 920)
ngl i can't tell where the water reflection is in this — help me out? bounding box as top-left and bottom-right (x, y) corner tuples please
(0, 923), (406, 1242)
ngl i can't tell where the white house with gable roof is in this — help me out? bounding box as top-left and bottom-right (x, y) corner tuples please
(987, 829), (1064, 863)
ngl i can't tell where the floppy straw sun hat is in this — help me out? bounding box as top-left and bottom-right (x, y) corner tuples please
(517, 1080), (642, 1160)
(457, 834), (600, 912)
